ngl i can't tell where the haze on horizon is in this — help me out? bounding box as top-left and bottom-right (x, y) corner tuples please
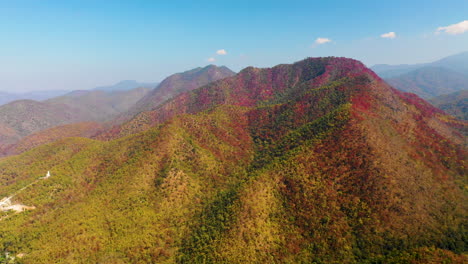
(1, 0), (467, 92)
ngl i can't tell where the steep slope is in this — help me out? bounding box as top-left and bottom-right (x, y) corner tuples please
(0, 57), (466, 263)
(120, 65), (235, 120)
(430, 90), (468, 120)
(386, 66), (468, 99)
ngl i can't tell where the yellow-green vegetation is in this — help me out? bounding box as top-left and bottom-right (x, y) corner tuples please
(0, 57), (466, 263)
(0, 106), (255, 263)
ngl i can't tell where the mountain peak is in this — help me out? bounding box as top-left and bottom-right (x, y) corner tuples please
(102, 56), (388, 140)
(119, 65), (236, 118)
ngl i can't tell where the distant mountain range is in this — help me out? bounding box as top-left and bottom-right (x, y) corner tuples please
(93, 80), (159, 92)
(0, 99), (83, 147)
(0, 66), (235, 156)
(372, 52), (468, 119)
(385, 67), (468, 99)
(0, 80), (158, 107)
(46, 87), (152, 122)
(372, 51), (468, 78)
(0, 88), (151, 153)
(0, 90), (70, 106)
(0, 57), (465, 263)
(429, 90), (468, 120)
(119, 65), (235, 121)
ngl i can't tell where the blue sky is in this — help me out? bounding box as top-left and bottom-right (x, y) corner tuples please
(1, 0), (467, 92)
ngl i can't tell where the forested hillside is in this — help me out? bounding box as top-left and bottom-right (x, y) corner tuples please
(430, 90), (468, 121)
(0, 57), (466, 263)
(119, 65), (235, 121)
(0, 88), (151, 157)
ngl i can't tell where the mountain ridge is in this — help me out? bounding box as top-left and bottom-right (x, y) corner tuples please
(430, 90), (468, 120)
(0, 57), (465, 263)
(371, 51), (468, 78)
(118, 64), (235, 121)
(0, 66), (235, 157)
(0, 90), (70, 107)
(385, 66), (468, 99)
(0, 87), (151, 155)
(92, 80), (159, 92)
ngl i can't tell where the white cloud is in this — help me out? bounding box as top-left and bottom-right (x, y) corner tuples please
(315, 37), (331, 44)
(437, 20), (468, 35)
(216, 49), (227, 55)
(381, 32), (396, 39)
(207, 57), (216, 62)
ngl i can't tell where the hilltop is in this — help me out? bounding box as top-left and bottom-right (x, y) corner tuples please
(92, 80), (158, 92)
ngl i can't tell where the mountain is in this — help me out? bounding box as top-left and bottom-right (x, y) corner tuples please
(0, 100), (82, 146)
(430, 90), (468, 120)
(370, 52), (468, 99)
(371, 51), (468, 78)
(120, 65), (235, 120)
(0, 92), (14, 106)
(0, 90), (70, 106)
(0, 67), (233, 157)
(0, 122), (103, 156)
(93, 80), (158, 92)
(0, 80), (158, 107)
(46, 87), (152, 122)
(432, 51), (468, 76)
(369, 63), (423, 78)
(0, 57), (466, 263)
(0, 80), (157, 107)
(0, 88), (150, 154)
(385, 66), (468, 99)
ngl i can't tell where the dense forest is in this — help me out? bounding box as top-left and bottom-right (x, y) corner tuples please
(0, 57), (466, 263)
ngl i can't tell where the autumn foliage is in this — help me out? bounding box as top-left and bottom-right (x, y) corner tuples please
(0, 57), (466, 263)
